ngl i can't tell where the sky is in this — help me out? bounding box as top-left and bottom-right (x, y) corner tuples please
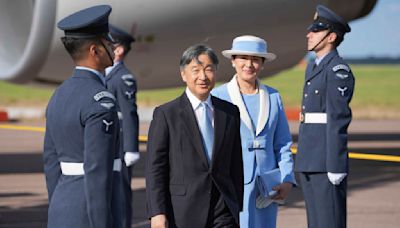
(338, 0), (400, 58)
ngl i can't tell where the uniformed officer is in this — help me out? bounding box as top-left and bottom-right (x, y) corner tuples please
(105, 24), (139, 228)
(43, 5), (120, 228)
(294, 4), (355, 228)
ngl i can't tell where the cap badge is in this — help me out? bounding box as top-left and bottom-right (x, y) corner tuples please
(314, 11), (318, 20)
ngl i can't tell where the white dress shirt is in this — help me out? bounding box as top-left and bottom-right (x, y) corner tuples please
(185, 87), (214, 128)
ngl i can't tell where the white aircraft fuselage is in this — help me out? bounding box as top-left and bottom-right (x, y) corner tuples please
(0, 0), (376, 89)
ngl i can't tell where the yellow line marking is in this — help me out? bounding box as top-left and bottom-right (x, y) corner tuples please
(348, 152), (400, 162)
(1, 124), (399, 162)
(0, 124), (45, 132)
(291, 147), (400, 162)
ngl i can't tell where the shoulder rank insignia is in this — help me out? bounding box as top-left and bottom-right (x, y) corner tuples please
(332, 64), (350, 72)
(121, 74), (135, 86)
(124, 80), (134, 86)
(93, 91), (116, 101)
(100, 102), (115, 109)
(336, 73), (349, 79)
(121, 74), (134, 80)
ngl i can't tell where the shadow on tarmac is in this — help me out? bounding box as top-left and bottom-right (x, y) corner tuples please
(0, 132), (399, 228)
(0, 152), (43, 174)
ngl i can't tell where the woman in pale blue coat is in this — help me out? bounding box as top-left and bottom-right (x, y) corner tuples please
(212, 35), (296, 228)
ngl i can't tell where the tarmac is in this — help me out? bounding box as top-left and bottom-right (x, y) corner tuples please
(0, 116), (399, 227)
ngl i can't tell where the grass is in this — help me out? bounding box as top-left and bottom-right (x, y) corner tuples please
(263, 64), (400, 119)
(0, 82), (54, 107)
(260, 65), (304, 108)
(1, 64), (399, 119)
(137, 87), (186, 106)
(349, 65), (400, 108)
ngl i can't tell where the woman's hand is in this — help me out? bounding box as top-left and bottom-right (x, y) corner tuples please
(271, 182), (293, 200)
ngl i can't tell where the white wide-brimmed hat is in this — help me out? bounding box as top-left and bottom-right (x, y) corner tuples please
(222, 35), (276, 62)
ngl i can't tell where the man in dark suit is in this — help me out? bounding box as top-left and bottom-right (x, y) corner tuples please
(295, 5), (355, 228)
(43, 5), (119, 228)
(146, 44), (244, 228)
(106, 24), (138, 228)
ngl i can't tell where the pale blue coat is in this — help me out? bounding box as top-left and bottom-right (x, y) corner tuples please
(212, 76), (296, 228)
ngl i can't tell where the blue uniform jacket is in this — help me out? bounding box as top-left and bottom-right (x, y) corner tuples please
(106, 62), (139, 154)
(43, 69), (119, 228)
(106, 61), (138, 228)
(295, 50), (355, 173)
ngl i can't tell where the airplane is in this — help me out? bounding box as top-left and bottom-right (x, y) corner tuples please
(0, 0), (376, 89)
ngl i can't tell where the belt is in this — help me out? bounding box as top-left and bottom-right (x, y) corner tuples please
(60, 159), (122, 175)
(299, 112), (327, 124)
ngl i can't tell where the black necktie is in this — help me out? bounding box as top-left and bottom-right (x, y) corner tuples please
(312, 63), (317, 71)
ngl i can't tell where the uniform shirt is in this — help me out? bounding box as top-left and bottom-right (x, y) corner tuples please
(76, 66), (106, 86)
(315, 52), (328, 66)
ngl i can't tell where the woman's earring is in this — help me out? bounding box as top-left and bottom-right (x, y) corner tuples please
(232, 64), (236, 68)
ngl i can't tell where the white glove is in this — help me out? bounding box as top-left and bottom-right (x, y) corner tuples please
(124, 152), (140, 167)
(327, 172), (347, 185)
(255, 195), (284, 209)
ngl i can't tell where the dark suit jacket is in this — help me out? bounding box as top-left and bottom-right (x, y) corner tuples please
(146, 93), (243, 228)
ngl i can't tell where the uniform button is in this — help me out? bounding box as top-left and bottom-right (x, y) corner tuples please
(302, 105), (305, 110)
(315, 90), (319, 94)
(307, 81), (311, 86)
(304, 94), (308, 98)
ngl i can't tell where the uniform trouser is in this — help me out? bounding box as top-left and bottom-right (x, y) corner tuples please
(299, 172), (347, 228)
(112, 170), (129, 228)
(122, 164), (133, 228)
